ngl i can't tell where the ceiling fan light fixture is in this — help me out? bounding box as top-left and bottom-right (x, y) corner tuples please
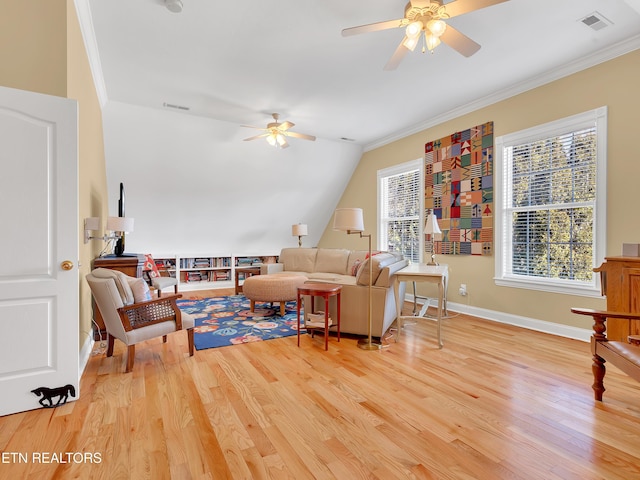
(165, 0), (183, 13)
(402, 35), (420, 51)
(425, 33), (441, 53)
(266, 134), (277, 146)
(405, 21), (423, 38)
(427, 19), (447, 37)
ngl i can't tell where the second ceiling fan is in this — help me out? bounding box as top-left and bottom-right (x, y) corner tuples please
(242, 113), (316, 149)
(342, 0), (509, 70)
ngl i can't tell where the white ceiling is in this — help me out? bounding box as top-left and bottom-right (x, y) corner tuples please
(84, 0), (640, 149)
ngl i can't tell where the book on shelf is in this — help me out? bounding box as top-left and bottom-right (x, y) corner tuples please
(305, 312), (332, 329)
(213, 270), (230, 281)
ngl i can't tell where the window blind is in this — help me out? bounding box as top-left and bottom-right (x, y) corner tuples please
(505, 126), (597, 281)
(380, 168), (421, 263)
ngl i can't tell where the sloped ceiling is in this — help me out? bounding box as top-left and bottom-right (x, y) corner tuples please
(78, 0), (640, 255)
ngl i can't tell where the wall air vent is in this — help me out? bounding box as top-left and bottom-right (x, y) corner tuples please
(163, 102), (190, 111)
(580, 12), (612, 31)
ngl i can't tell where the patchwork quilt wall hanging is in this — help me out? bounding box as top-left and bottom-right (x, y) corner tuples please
(425, 121), (494, 256)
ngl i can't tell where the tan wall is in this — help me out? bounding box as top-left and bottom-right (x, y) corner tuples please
(321, 49), (640, 330)
(0, 0), (109, 350)
(0, 0), (67, 97)
(67, 0), (109, 349)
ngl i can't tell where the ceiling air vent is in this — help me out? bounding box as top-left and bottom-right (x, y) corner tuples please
(163, 102), (190, 111)
(580, 12), (612, 31)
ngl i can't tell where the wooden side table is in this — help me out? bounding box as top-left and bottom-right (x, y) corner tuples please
(393, 264), (448, 348)
(297, 283), (341, 350)
(235, 266), (261, 295)
(92, 254), (145, 339)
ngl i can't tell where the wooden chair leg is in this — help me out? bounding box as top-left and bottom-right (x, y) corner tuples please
(125, 345), (135, 373)
(162, 335), (167, 343)
(158, 289), (162, 297)
(174, 285), (178, 294)
(280, 302), (286, 316)
(250, 300), (255, 312)
(592, 354), (606, 401)
(106, 334), (115, 357)
(187, 328), (194, 356)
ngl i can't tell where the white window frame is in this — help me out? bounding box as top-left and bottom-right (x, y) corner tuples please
(494, 107), (607, 297)
(377, 158), (424, 263)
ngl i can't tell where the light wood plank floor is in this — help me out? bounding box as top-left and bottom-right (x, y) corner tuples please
(2, 290), (640, 479)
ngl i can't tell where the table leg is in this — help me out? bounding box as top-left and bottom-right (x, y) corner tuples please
(324, 294), (329, 351)
(393, 277), (402, 341)
(437, 279), (443, 349)
(336, 292), (340, 342)
(297, 291), (301, 347)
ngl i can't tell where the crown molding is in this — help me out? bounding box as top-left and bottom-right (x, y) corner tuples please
(364, 35), (640, 152)
(73, 0), (108, 108)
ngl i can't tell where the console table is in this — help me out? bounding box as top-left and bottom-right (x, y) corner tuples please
(92, 254), (145, 339)
(393, 264), (449, 348)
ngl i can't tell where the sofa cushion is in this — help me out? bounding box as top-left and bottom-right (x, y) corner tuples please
(356, 252), (403, 286)
(279, 248), (317, 273)
(347, 251), (368, 276)
(315, 248), (350, 275)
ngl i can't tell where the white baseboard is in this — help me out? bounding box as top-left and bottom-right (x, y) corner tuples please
(405, 294), (591, 342)
(79, 332), (95, 380)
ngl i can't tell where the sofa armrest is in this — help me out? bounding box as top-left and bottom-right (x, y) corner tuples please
(375, 258), (410, 287)
(261, 263), (284, 274)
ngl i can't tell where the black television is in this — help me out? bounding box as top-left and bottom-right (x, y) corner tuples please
(114, 182), (126, 256)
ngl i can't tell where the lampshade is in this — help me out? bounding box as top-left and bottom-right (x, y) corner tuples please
(292, 224), (308, 237)
(424, 211), (441, 235)
(427, 19), (447, 37)
(333, 208), (364, 232)
(106, 216), (134, 233)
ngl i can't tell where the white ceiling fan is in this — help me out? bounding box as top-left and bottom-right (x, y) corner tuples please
(342, 0), (510, 70)
(242, 113), (316, 149)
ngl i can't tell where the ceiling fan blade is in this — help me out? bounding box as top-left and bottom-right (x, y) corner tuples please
(240, 125), (268, 131)
(444, 0), (510, 19)
(279, 121), (294, 131)
(440, 25), (481, 57)
(383, 39), (410, 71)
(280, 139), (290, 149)
(287, 131), (316, 141)
(243, 133), (270, 141)
(342, 19), (403, 37)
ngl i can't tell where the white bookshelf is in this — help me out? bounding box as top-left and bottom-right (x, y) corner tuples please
(152, 253), (277, 291)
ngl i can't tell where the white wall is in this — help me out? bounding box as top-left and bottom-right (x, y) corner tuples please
(101, 101), (363, 257)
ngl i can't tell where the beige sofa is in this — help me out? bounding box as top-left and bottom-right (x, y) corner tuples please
(261, 248), (408, 338)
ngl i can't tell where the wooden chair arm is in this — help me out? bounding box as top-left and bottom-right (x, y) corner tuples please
(571, 308), (640, 341)
(118, 294), (184, 331)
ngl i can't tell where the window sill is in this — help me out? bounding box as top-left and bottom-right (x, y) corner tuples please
(494, 276), (602, 298)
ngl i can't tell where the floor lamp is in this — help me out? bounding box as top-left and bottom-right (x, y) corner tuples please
(333, 208), (382, 350)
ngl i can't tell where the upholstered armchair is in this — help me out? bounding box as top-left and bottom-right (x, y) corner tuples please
(87, 268), (194, 372)
(143, 254), (179, 297)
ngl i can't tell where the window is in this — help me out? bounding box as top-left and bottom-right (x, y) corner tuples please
(378, 159), (423, 263)
(495, 107), (607, 296)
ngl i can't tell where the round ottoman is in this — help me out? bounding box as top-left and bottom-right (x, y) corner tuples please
(243, 274), (307, 316)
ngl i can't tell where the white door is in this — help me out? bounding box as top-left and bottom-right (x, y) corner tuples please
(0, 85), (79, 417)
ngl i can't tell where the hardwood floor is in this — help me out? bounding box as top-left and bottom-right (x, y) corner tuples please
(2, 291), (640, 479)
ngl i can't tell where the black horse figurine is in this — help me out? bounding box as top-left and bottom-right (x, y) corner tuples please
(31, 384), (76, 407)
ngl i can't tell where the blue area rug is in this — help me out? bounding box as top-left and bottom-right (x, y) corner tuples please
(176, 295), (303, 350)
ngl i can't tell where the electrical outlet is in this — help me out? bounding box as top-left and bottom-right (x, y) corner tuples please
(459, 284), (467, 296)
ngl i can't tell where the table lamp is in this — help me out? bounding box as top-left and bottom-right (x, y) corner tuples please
(292, 223), (308, 247)
(424, 210), (441, 266)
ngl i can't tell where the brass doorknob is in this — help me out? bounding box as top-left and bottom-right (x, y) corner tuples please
(61, 260), (74, 271)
